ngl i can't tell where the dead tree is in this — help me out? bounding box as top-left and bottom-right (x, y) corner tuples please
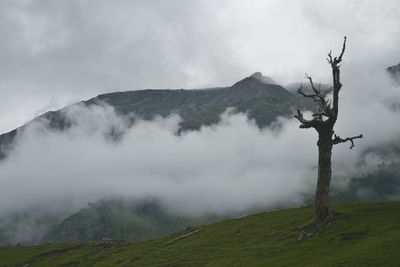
(295, 37), (362, 224)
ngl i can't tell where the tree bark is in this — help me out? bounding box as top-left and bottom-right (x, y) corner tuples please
(314, 129), (333, 223)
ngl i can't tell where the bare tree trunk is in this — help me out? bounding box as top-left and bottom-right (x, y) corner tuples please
(314, 129), (333, 223)
(295, 37), (362, 225)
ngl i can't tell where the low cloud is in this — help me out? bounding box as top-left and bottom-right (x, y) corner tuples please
(0, 103), (318, 217)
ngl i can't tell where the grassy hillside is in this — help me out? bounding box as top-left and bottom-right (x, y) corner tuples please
(1, 201), (399, 266)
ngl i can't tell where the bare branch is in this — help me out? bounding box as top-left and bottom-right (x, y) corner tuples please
(330, 36), (347, 122)
(305, 73), (320, 95)
(337, 36), (347, 63)
(332, 133), (363, 149)
(297, 75), (324, 103)
(297, 87), (318, 99)
(327, 36), (346, 67)
(327, 50), (333, 64)
(294, 110), (318, 129)
(297, 74), (334, 121)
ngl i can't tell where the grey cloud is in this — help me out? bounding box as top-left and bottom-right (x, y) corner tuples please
(2, 1), (400, 133)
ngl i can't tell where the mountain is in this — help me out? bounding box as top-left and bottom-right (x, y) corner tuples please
(2, 201), (400, 266)
(90, 72), (309, 131)
(0, 210), (63, 246)
(0, 198), (220, 246)
(0, 73), (316, 245)
(42, 199), (215, 244)
(249, 71), (276, 84)
(0, 72), (313, 159)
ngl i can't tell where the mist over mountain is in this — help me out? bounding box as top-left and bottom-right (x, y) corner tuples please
(0, 73), (312, 159)
(1, 65), (400, 245)
(0, 73), (313, 244)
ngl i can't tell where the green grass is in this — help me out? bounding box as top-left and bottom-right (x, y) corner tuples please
(1, 201), (400, 266)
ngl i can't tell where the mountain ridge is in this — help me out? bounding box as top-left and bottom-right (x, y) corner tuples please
(0, 73), (314, 159)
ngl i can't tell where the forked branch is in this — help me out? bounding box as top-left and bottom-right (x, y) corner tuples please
(332, 133), (363, 149)
(296, 74), (333, 123)
(327, 36), (347, 66)
(294, 110), (317, 129)
(297, 75), (324, 102)
(330, 36), (347, 121)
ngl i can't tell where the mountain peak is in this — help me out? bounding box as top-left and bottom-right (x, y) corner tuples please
(249, 72), (276, 84)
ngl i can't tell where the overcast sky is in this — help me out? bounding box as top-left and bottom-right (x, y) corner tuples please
(1, 0), (400, 133)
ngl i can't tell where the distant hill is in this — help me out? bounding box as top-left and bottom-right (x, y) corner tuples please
(387, 62), (400, 83)
(42, 199), (216, 244)
(2, 201), (400, 266)
(0, 72), (313, 159)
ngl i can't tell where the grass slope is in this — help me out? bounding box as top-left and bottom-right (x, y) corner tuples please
(1, 201), (400, 266)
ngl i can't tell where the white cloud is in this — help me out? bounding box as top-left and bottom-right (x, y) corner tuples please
(0, 104), (317, 216)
